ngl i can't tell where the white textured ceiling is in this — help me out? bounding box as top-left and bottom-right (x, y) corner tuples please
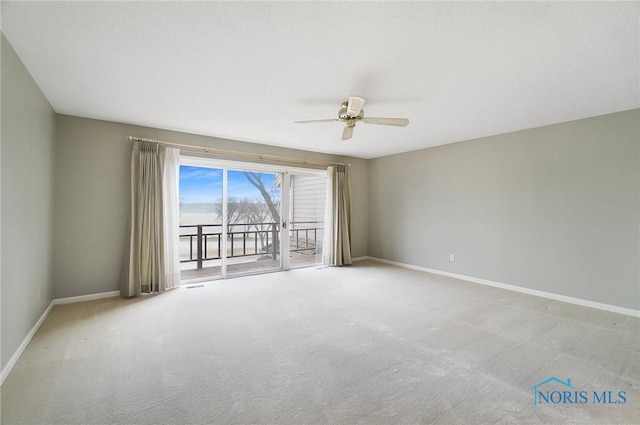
(2, 1), (638, 159)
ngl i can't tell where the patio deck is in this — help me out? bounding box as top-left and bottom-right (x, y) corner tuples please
(180, 221), (323, 282)
(181, 254), (320, 282)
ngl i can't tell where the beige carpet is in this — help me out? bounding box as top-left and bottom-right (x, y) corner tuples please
(1, 261), (638, 424)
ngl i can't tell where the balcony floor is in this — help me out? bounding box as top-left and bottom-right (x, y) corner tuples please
(181, 254), (320, 282)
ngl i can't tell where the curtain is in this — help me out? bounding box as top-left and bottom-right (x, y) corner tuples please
(122, 141), (180, 297)
(323, 164), (352, 266)
(162, 147), (181, 291)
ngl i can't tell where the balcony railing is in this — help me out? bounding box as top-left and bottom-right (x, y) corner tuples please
(179, 221), (323, 270)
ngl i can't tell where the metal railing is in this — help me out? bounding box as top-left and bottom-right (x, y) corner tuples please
(179, 221), (323, 269)
(288, 221), (322, 254)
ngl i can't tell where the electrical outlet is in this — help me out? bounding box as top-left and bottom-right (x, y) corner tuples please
(449, 254), (455, 262)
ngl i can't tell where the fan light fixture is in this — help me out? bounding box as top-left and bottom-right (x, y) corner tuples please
(294, 96), (409, 141)
(346, 96), (366, 116)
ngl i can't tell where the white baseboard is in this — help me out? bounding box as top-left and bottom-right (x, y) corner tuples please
(1, 290), (120, 386)
(365, 256), (640, 318)
(53, 290), (120, 305)
(1, 300), (54, 385)
(352, 256), (370, 262)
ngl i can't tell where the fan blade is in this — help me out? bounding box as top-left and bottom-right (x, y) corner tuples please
(342, 126), (354, 141)
(347, 96), (366, 116)
(362, 117), (409, 127)
(293, 119), (340, 124)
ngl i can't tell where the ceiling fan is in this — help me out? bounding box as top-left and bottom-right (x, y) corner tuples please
(294, 96), (409, 141)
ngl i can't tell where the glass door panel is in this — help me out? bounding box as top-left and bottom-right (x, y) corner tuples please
(226, 169), (282, 276)
(288, 173), (326, 268)
(179, 165), (223, 282)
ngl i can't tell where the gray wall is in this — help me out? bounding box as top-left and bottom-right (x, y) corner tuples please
(1, 34), (56, 371)
(369, 110), (640, 310)
(53, 115), (368, 298)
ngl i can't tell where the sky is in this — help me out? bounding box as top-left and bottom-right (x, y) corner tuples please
(179, 165), (280, 204)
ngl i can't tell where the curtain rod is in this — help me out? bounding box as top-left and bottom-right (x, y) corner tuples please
(126, 136), (349, 168)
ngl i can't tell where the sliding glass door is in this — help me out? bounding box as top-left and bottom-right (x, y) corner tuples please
(287, 173), (326, 268)
(226, 169), (281, 276)
(178, 157), (326, 282)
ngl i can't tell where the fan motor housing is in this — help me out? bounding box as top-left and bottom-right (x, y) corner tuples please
(339, 103), (364, 121)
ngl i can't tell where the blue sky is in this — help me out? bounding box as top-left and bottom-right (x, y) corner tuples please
(179, 165), (280, 203)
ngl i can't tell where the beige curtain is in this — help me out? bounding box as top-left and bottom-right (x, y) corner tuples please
(323, 164), (352, 266)
(162, 147), (181, 290)
(122, 141), (180, 297)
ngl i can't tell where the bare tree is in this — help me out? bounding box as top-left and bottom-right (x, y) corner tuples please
(246, 200), (271, 250)
(216, 197), (251, 226)
(243, 172), (282, 255)
(243, 172), (280, 224)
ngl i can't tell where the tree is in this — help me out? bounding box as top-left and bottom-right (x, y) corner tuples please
(246, 199), (271, 251)
(243, 172), (282, 255)
(243, 172), (280, 224)
(216, 196), (251, 226)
